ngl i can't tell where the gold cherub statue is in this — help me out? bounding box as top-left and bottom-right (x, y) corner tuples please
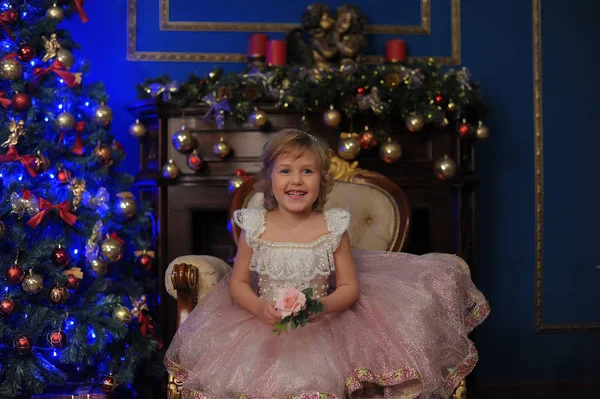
(1, 118), (26, 148)
(69, 178), (87, 211)
(42, 33), (61, 62)
(335, 4), (366, 73)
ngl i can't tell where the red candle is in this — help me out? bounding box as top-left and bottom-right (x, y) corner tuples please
(266, 40), (286, 66)
(386, 39), (406, 63)
(248, 34), (268, 58)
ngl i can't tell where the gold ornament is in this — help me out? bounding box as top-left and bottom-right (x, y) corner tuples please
(115, 192), (137, 220)
(250, 109), (268, 128)
(46, 4), (64, 22)
(162, 159), (180, 179)
(475, 121), (489, 140)
(94, 103), (113, 126)
(1, 118), (25, 148)
(56, 111), (75, 130)
(22, 270), (44, 295)
(405, 114), (425, 132)
(34, 152), (51, 174)
(89, 258), (108, 277)
(41, 33), (61, 62)
(56, 48), (74, 70)
(433, 155), (457, 180)
(379, 137), (402, 163)
(228, 175), (246, 194)
(49, 285), (69, 304)
(0, 58), (22, 80)
(359, 127), (377, 150)
(337, 133), (361, 161)
(171, 126), (196, 153)
(94, 142), (113, 165)
(212, 137), (232, 158)
(68, 178), (86, 211)
(384, 72), (401, 88)
(129, 119), (147, 139)
(447, 101), (456, 112)
(323, 105), (341, 128)
(113, 305), (132, 324)
(100, 235), (124, 263)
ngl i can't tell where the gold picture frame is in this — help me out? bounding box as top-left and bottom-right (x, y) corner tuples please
(159, 0), (430, 35)
(532, 0), (600, 332)
(127, 0), (461, 65)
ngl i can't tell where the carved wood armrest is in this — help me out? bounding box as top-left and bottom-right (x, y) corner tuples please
(170, 263), (198, 327)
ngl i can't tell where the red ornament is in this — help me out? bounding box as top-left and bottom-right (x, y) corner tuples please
(187, 151), (204, 171)
(3, 9), (17, 24)
(136, 253), (153, 271)
(51, 246), (70, 266)
(11, 93), (31, 112)
(0, 297), (15, 316)
(5, 263), (25, 285)
(434, 95), (445, 105)
(13, 334), (33, 355)
(17, 44), (35, 62)
(457, 122), (472, 137)
(66, 273), (80, 289)
(57, 169), (71, 184)
(100, 374), (118, 393)
(356, 87), (365, 96)
(47, 329), (68, 348)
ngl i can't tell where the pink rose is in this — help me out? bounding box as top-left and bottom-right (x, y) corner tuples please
(274, 287), (307, 319)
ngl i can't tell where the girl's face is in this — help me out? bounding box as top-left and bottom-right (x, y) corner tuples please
(270, 149), (321, 214)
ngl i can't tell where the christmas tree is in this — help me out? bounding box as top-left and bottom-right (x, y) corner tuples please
(0, 1), (163, 398)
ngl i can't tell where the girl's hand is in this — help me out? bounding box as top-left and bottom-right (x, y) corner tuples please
(257, 301), (282, 325)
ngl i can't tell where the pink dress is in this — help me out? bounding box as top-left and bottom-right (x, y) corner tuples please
(165, 208), (489, 399)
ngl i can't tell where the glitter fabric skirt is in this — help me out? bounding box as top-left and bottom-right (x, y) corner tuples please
(164, 251), (490, 399)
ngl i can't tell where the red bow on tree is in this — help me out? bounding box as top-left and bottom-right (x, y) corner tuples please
(27, 197), (77, 228)
(0, 91), (11, 108)
(0, 10), (17, 41)
(0, 146), (37, 177)
(58, 120), (85, 155)
(33, 61), (82, 88)
(73, 0), (89, 23)
(138, 312), (163, 350)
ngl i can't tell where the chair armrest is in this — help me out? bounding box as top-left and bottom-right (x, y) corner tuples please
(166, 255), (231, 326)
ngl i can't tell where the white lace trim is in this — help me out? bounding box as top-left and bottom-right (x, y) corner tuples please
(232, 207), (351, 282)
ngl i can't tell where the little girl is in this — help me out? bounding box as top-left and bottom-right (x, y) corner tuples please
(165, 129), (489, 398)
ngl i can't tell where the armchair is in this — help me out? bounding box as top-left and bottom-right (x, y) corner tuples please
(165, 156), (467, 399)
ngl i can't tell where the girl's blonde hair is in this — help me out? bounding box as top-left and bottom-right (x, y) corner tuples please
(257, 129), (333, 212)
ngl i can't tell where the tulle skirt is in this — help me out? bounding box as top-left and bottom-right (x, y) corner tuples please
(165, 251), (490, 399)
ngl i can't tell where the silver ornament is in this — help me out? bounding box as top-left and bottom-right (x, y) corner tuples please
(46, 5), (64, 22)
(56, 48), (74, 70)
(171, 127), (196, 153)
(56, 111), (75, 130)
(129, 119), (147, 139)
(94, 104), (113, 126)
(0, 59), (22, 80)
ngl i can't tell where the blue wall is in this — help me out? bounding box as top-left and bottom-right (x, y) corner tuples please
(63, 0), (600, 386)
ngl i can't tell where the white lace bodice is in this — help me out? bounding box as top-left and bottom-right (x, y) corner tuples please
(233, 208), (351, 303)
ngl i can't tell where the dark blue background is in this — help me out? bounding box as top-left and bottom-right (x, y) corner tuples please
(62, 0), (600, 385)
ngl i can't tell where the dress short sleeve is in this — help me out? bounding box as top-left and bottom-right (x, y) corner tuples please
(232, 208), (266, 247)
(324, 208), (351, 251)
